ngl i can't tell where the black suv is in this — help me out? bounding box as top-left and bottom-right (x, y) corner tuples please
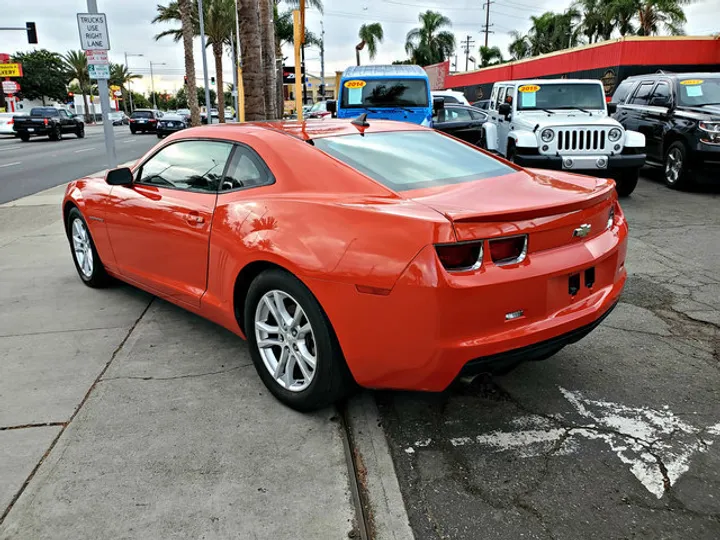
(610, 72), (720, 189)
(129, 109), (163, 134)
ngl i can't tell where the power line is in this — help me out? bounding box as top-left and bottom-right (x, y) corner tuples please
(461, 35), (475, 71)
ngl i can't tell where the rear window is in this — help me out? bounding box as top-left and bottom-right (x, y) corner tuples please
(611, 80), (636, 104)
(341, 78), (429, 109)
(313, 131), (514, 192)
(30, 108), (59, 117)
(131, 111), (153, 119)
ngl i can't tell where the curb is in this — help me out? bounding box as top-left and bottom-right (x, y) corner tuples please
(346, 393), (415, 540)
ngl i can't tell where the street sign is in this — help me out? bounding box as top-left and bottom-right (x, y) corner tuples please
(77, 13), (110, 50)
(0, 63), (23, 77)
(113, 90), (122, 97)
(88, 64), (110, 80)
(1, 81), (20, 94)
(85, 49), (108, 64)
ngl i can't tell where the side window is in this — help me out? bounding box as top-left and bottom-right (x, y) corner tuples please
(505, 87), (515, 106)
(496, 87), (507, 109)
(469, 109), (487, 121)
(652, 82), (672, 104)
(445, 108), (473, 122)
(220, 145), (273, 191)
(137, 140), (233, 193)
(611, 80), (635, 104)
(58, 110), (69, 118)
(629, 82), (655, 105)
(489, 87), (498, 110)
(442, 95), (460, 104)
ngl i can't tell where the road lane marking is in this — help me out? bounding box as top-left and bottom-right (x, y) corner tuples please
(0, 161), (21, 168)
(402, 387), (720, 499)
(74, 147), (96, 153)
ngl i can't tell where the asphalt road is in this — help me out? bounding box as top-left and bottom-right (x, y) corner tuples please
(377, 173), (720, 539)
(0, 125), (158, 205)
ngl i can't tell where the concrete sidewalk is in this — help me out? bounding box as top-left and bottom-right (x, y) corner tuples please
(0, 187), (358, 538)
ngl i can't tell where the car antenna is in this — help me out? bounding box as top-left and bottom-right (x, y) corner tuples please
(351, 113), (370, 129)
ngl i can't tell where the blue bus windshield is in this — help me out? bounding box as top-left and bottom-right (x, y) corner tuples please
(341, 78), (429, 109)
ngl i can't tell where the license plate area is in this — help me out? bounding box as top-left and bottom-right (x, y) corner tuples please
(28, 128), (34, 132)
(561, 155), (608, 170)
(569, 266), (596, 297)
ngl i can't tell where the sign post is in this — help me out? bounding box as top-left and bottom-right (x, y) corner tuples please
(78, 1), (116, 169)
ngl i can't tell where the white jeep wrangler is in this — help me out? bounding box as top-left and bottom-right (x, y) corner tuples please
(482, 79), (646, 196)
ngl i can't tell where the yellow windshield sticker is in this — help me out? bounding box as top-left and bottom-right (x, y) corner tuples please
(680, 79), (703, 86)
(344, 80), (367, 89)
(518, 84), (540, 93)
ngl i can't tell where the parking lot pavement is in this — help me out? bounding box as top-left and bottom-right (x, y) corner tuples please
(377, 174), (720, 539)
(0, 189), (357, 538)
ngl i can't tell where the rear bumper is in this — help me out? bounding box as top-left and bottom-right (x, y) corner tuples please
(14, 127), (52, 135)
(515, 153), (645, 172)
(689, 144), (720, 182)
(307, 215), (628, 392)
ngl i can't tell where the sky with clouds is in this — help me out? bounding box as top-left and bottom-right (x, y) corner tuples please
(2, 0), (718, 95)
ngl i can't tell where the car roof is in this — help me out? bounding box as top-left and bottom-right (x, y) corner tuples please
(624, 71), (720, 81)
(175, 119), (427, 142)
(342, 65), (426, 79)
(496, 79), (601, 85)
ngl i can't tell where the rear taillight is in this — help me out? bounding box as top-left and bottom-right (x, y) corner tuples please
(607, 204), (615, 229)
(435, 241), (483, 272)
(489, 235), (527, 266)
(43, 118), (48, 126)
(8, 118), (13, 125)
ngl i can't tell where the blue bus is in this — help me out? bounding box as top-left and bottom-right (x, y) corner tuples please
(329, 65), (436, 125)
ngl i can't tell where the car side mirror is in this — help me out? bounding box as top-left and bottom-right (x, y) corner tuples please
(498, 103), (511, 117)
(326, 100), (337, 116)
(433, 97), (445, 114)
(105, 167), (134, 186)
(650, 95), (671, 107)
(606, 102), (618, 114)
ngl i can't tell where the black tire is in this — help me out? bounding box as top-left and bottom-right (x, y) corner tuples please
(130, 127), (137, 134)
(478, 128), (487, 149)
(664, 141), (690, 190)
(244, 269), (355, 411)
(614, 169), (639, 197)
(49, 125), (62, 141)
(157, 133), (164, 139)
(506, 141), (517, 163)
(66, 208), (112, 288)
(76, 125), (85, 138)
(19, 133), (30, 142)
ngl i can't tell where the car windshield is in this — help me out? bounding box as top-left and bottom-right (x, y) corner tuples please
(313, 131), (514, 192)
(131, 111), (153, 119)
(30, 107), (59, 117)
(677, 78), (720, 107)
(341, 78), (429, 109)
(516, 83), (605, 111)
(309, 102), (327, 113)
(109, 113), (122, 118)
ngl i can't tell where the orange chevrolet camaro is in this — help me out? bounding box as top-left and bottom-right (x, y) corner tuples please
(62, 119), (628, 411)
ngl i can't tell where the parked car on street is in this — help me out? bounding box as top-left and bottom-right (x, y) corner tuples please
(481, 79), (646, 196)
(433, 104), (488, 146)
(14, 107), (85, 142)
(610, 72), (720, 189)
(129, 109), (163, 134)
(306, 100), (332, 119)
(156, 114), (188, 138)
(0, 111), (27, 136)
(108, 111), (129, 125)
(432, 89), (471, 106)
(62, 119), (627, 411)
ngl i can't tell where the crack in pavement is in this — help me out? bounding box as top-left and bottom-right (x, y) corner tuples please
(100, 363), (253, 382)
(0, 422), (66, 432)
(0, 298), (154, 526)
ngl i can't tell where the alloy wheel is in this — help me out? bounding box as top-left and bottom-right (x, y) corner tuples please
(71, 218), (94, 278)
(254, 290), (317, 392)
(665, 148), (683, 184)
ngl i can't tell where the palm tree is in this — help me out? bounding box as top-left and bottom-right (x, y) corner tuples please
(607, 0), (638, 36)
(260, 0), (278, 119)
(405, 11), (456, 67)
(355, 23), (384, 66)
(238, 0), (266, 120)
(275, 9), (321, 48)
(153, 0), (234, 123)
(63, 50), (92, 123)
(109, 63), (141, 114)
(636, 0), (690, 35)
(508, 31), (531, 60)
(479, 46), (504, 67)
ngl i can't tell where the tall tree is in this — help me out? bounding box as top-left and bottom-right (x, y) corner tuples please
(63, 51), (92, 122)
(260, 0), (278, 118)
(153, 0), (234, 123)
(238, 0), (266, 120)
(109, 63), (141, 114)
(508, 31), (531, 60)
(11, 50), (69, 105)
(181, 0), (201, 125)
(479, 45), (504, 67)
(405, 11), (456, 67)
(355, 23), (384, 66)
(636, 0), (690, 35)
(575, 0), (614, 43)
(608, 0), (639, 36)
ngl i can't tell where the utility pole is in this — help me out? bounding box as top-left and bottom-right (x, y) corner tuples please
(197, 0), (212, 123)
(483, 0), (495, 48)
(149, 61), (166, 110)
(462, 35), (475, 72)
(230, 27), (239, 120)
(124, 52), (143, 113)
(320, 19), (325, 99)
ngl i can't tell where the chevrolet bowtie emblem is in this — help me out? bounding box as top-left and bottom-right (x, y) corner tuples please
(573, 224), (592, 238)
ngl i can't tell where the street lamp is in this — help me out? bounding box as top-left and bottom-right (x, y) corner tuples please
(124, 52), (144, 113)
(149, 61), (167, 110)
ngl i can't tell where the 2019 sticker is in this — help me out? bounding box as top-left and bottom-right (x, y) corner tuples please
(518, 84), (540, 93)
(344, 80), (367, 89)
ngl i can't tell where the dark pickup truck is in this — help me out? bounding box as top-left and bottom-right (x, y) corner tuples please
(14, 107), (85, 142)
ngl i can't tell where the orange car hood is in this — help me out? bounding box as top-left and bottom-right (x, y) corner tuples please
(404, 168), (615, 224)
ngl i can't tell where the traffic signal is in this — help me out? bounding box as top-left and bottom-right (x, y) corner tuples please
(184, 75), (188, 86)
(26, 22), (37, 44)
(210, 77), (215, 86)
(319, 84), (325, 96)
